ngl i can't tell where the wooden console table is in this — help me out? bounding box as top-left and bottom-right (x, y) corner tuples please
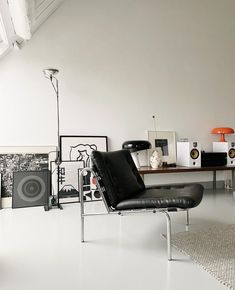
(138, 165), (235, 190)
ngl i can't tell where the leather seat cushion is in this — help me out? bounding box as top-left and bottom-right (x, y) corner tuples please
(115, 183), (204, 210)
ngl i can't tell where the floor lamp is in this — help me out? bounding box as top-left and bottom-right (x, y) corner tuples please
(43, 68), (63, 210)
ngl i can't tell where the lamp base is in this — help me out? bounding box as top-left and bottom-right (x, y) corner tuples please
(131, 152), (140, 169)
(44, 196), (63, 211)
(219, 133), (226, 142)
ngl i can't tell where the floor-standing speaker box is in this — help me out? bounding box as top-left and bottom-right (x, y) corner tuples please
(12, 170), (50, 208)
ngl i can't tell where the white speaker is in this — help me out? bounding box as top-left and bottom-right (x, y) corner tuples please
(212, 142), (235, 166)
(177, 141), (201, 167)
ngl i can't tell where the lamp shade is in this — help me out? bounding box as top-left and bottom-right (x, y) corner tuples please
(43, 68), (59, 79)
(211, 127), (234, 142)
(122, 140), (151, 152)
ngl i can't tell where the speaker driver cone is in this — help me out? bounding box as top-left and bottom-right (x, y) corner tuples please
(17, 175), (46, 203)
(190, 149), (199, 159)
(229, 148), (235, 159)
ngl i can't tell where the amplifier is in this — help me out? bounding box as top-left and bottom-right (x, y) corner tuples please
(201, 151), (227, 167)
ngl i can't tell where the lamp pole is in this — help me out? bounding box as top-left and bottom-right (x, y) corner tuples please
(43, 68), (63, 210)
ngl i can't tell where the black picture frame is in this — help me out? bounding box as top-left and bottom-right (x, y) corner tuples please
(60, 135), (108, 162)
(59, 135), (108, 203)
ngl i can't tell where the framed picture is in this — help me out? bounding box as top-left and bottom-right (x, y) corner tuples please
(56, 160), (101, 203)
(0, 146), (56, 198)
(58, 161), (80, 200)
(59, 135), (108, 203)
(60, 135), (108, 163)
(147, 131), (176, 164)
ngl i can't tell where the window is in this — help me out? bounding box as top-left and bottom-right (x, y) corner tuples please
(0, 0), (63, 59)
(0, 0), (14, 57)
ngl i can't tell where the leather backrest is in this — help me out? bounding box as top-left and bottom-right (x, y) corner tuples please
(91, 150), (145, 208)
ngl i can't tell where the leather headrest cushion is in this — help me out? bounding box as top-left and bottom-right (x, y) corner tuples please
(91, 150), (145, 208)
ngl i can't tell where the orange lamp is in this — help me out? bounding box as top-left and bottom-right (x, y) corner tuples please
(211, 127), (234, 142)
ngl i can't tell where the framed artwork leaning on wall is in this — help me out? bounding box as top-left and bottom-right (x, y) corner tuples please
(59, 135), (108, 203)
(147, 131), (176, 165)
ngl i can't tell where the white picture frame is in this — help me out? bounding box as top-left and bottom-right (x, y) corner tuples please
(147, 131), (176, 164)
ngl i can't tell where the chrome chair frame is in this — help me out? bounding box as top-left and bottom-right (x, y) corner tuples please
(79, 167), (190, 261)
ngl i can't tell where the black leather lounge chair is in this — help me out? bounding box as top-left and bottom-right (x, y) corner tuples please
(79, 149), (204, 260)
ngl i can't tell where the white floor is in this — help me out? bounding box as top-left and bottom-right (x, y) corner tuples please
(0, 188), (235, 290)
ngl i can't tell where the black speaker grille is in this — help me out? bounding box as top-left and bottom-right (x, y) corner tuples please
(229, 148), (235, 159)
(13, 171), (50, 208)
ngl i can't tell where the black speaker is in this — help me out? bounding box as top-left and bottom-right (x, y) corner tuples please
(12, 170), (50, 208)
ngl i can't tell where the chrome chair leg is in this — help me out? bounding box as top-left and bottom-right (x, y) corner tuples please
(79, 169), (85, 242)
(81, 216), (85, 242)
(186, 209), (189, 231)
(164, 211), (172, 261)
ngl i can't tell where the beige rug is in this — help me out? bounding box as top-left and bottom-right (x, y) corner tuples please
(171, 224), (235, 290)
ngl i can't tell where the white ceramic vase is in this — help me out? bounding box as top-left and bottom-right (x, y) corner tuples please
(150, 148), (163, 169)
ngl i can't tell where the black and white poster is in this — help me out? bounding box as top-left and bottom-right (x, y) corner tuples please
(59, 136), (108, 203)
(0, 146), (55, 198)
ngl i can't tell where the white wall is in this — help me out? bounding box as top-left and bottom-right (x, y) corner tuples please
(0, 0), (235, 183)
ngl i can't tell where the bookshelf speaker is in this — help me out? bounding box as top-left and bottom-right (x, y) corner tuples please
(177, 141), (201, 167)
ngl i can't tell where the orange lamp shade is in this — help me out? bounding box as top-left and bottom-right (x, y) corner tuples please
(211, 127), (234, 142)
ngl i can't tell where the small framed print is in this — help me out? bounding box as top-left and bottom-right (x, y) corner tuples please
(57, 160), (101, 203)
(147, 131), (176, 164)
